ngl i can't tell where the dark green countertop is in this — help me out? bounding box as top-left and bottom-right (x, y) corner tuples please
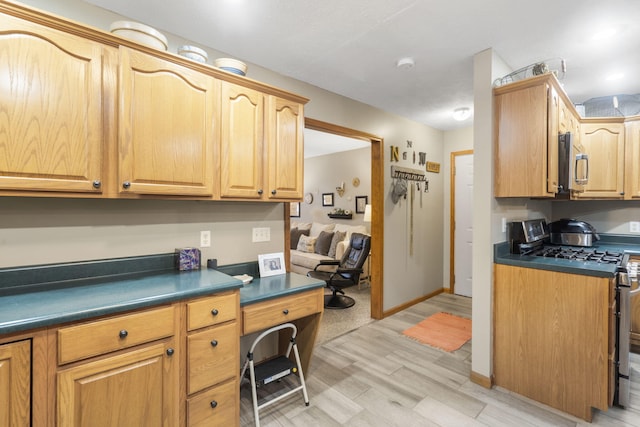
(0, 254), (325, 336)
(494, 234), (640, 278)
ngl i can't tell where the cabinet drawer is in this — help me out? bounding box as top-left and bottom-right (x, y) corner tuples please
(188, 322), (239, 394)
(58, 306), (175, 364)
(187, 292), (238, 331)
(188, 378), (238, 427)
(242, 289), (322, 335)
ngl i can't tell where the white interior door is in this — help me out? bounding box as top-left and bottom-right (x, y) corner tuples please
(454, 153), (473, 297)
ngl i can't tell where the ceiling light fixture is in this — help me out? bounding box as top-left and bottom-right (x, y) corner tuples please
(396, 57), (415, 70)
(452, 107), (471, 121)
(606, 72), (624, 81)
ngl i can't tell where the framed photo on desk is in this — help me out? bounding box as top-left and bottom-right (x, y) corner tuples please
(258, 252), (286, 277)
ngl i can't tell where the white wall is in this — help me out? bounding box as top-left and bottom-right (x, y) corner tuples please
(8, 0), (446, 312)
(300, 147), (371, 230)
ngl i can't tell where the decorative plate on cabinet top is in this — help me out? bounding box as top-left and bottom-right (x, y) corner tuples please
(304, 193), (313, 204)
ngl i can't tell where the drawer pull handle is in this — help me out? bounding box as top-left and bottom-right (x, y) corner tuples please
(122, 181), (131, 189)
(211, 308), (219, 316)
(283, 309), (289, 315)
(166, 348), (175, 356)
(210, 400), (218, 409)
(119, 330), (128, 339)
(210, 340), (218, 347)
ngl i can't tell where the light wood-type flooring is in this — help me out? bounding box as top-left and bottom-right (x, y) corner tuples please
(240, 293), (640, 426)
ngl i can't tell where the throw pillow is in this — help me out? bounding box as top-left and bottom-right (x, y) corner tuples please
(310, 222), (335, 238)
(314, 231), (334, 256)
(327, 231), (346, 258)
(296, 235), (316, 253)
(290, 227), (310, 249)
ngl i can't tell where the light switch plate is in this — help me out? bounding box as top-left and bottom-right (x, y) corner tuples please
(200, 230), (211, 247)
(252, 227), (271, 242)
(630, 222), (640, 233)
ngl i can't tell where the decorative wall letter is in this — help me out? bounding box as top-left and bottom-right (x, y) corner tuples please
(390, 146), (400, 162)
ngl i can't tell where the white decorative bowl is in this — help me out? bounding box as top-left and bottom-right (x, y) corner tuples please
(178, 45), (208, 63)
(214, 57), (247, 76)
(109, 21), (168, 51)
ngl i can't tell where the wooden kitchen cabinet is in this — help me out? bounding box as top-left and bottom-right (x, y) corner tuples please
(0, 340), (30, 427)
(0, 13), (104, 195)
(494, 264), (613, 421)
(56, 305), (179, 426)
(219, 81), (265, 199)
(185, 292), (239, 427)
(265, 96), (305, 200)
(219, 82), (305, 201)
(494, 74), (559, 197)
(575, 120), (625, 199)
(118, 47), (215, 197)
(624, 118), (640, 200)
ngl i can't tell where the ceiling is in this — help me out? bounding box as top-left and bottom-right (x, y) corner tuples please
(85, 0), (640, 131)
(303, 129), (369, 159)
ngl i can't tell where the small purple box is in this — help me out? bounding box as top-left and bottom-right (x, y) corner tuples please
(176, 247), (201, 271)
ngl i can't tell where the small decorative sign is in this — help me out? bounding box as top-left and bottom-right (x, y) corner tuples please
(426, 161), (440, 173)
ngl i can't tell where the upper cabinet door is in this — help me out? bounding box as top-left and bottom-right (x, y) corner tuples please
(577, 122), (625, 199)
(266, 96), (304, 200)
(494, 80), (556, 198)
(624, 119), (640, 200)
(219, 81), (264, 199)
(118, 47), (214, 196)
(0, 14), (103, 193)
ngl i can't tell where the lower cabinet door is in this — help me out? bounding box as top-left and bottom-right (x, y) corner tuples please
(57, 341), (178, 427)
(188, 378), (238, 427)
(0, 340), (31, 427)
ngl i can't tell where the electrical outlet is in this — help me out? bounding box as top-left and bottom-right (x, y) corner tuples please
(630, 222), (640, 233)
(252, 227), (271, 242)
(200, 230), (211, 247)
(501, 217), (507, 233)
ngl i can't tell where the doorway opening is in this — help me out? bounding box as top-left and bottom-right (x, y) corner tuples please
(303, 118), (384, 320)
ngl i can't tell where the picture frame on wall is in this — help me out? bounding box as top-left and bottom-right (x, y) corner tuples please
(258, 252), (286, 277)
(355, 196), (368, 214)
(322, 193), (334, 207)
(290, 202), (300, 217)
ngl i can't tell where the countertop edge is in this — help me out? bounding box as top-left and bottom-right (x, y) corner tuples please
(0, 281), (242, 335)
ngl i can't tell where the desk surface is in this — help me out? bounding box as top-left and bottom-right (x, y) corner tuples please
(0, 252), (324, 335)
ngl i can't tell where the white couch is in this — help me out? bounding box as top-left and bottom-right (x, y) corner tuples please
(290, 221), (368, 275)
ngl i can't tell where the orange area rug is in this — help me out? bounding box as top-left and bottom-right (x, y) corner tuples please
(402, 312), (471, 352)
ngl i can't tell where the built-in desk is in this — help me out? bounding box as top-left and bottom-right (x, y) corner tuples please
(237, 273), (325, 373)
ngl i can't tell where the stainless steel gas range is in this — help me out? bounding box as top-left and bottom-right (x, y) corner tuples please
(507, 218), (636, 408)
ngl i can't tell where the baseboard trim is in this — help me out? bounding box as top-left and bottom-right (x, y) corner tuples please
(470, 370), (493, 389)
(382, 288), (444, 317)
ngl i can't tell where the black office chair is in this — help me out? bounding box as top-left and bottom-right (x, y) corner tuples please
(307, 232), (371, 309)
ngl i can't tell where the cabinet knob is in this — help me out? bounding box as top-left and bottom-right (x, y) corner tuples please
(210, 400), (218, 409)
(166, 348), (175, 356)
(283, 309), (289, 315)
(257, 189), (263, 195)
(119, 330), (128, 339)
(92, 180), (101, 189)
(210, 340), (218, 347)
(620, 192), (625, 196)
(211, 308), (219, 316)
(122, 181), (131, 189)
(271, 189), (277, 195)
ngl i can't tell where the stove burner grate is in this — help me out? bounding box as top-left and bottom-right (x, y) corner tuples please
(529, 246), (623, 264)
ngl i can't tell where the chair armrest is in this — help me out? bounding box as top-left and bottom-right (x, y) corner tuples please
(314, 260), (340, 271)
